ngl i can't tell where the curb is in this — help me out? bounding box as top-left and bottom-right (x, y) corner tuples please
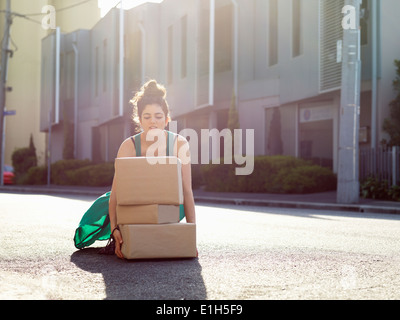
(193, 196), (400, 215)
(1, 185), (399, 215)
(0, 185), (107, 197)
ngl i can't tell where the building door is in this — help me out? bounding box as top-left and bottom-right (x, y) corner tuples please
(299, 105), (334, 168)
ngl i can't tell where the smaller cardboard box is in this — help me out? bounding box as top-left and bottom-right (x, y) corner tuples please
(120, 223), (196, 259)
(116, 204), (180, 225)
(115, 157), (183, 205)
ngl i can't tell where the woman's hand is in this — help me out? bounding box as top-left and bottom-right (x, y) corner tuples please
(113, 229), (124, 259)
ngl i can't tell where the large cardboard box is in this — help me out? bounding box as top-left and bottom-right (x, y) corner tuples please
(116, 204), (180, 224)
(120, 223), (196, 259)
(115, 157), (183, 205)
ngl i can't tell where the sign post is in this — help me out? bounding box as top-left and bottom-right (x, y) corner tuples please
(337, 0), (362, 204)
(0, 0), (11, 186)
(1, 109), (15, 186)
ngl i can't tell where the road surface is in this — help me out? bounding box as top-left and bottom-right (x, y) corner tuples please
(1, 192), (400, 300)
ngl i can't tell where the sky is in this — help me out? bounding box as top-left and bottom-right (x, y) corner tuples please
(98, 0), (164, 17)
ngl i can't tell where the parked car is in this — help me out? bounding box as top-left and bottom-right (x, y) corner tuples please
(3, 165), (14, 184)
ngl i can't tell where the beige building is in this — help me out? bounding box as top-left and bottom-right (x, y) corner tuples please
(0, 0), (100, 166)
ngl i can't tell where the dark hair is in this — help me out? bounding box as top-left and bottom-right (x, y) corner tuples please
(130, 80), (170, 131)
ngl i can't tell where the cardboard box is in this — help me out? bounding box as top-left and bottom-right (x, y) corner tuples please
(120, 223), (197, 259)
(115, 157), (183, 205)
(116, 204), (180, 225)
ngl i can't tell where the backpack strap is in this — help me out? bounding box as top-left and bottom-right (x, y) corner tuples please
(166, 131), (178, 157)
(130, 136), (136, 151)
(132, 132), (142, 156)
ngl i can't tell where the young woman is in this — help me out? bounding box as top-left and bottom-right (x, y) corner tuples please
(110, 80), (196, 259)
(74, 80), (196, 259)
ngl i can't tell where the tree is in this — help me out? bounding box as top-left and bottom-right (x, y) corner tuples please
(11, 134), (37, 183)
(382, 59), (400, 147)
(227, 91), (240, 157)
(28, 133), (37, 166)
(267, 107), (283, 155)
(63, 106), (74, 159)
(227, 91), (240, 133)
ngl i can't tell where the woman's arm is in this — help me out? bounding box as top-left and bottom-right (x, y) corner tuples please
(176, 136), (196, 223)
(109, 138), (136, 259)
(182, 162), (196, 223)
(109, 177), (124, 258)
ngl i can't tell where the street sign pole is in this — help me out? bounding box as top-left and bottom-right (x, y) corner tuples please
(0, 0), (11, 186)
(1, 109), (15, 186)
(1, 109), (5, 185)
(337, 0), (362, 204)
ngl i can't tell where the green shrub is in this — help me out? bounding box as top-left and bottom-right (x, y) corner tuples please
(360, 177), (400, 201)
(274, 165), (337, 194)
(65, 163), (114, 187)
(22, 160), (114, 187)
(360, 177), (387, 200)
(201, 160), (235, 192)
(11, 135), (38, 184)
(25, 166), (47, 185)
(191, 164), (205, 189)
(388, 185), (400, 201)
(51, 159), (92, 185)
(201, 155), (337, 194)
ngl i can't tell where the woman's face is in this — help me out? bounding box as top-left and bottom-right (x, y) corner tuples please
(140, 104), (169, 133)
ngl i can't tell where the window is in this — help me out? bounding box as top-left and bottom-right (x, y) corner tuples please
(215, 3), (232, 73)
(103, 39), (107, 92)
(60, 53), (64, 87)
(131, 31), (142, 86)
(360, 0), (369, 46)
(181, 15), (187, 78)
(198, 1), (210, 77)
(168, 25), (173, 84)
(95, 46), (99, 97)
(269, 0), (278, 66)
(66, 51), (74, 99)
(292, 0), (302, 57)
(319, 0), (344, 91)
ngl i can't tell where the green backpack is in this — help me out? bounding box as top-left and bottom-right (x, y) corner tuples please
(74, 191), (112, 249)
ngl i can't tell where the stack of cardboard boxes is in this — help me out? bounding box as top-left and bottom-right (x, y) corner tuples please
(115, 156), (197, 259)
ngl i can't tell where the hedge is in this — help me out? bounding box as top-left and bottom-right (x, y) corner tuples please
(200, 155), (337, 194)
(64, 163), (114, 186)
(11, 141), (37, 185)
(23, 155), (338, 194)
(24, 160), (114, 187)
(51, 159), (92, 185)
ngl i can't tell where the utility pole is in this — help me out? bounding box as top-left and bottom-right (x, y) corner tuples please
(337, 0), (362, 204)
(0, 0), (12, 186)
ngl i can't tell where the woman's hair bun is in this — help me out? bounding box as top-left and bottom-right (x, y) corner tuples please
(130, 79), (170, 133)
(143, 80), (166, 99)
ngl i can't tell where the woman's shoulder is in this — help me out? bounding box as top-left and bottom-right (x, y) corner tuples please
(166, 131), (191, 163)
(117, 136), (136, 157)
(167, 131), (188, 144)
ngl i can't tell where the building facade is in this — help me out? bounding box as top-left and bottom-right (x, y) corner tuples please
(0, 0), (100, 167)
(40, 0), (399, 175)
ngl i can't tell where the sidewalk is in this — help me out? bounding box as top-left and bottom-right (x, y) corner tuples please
(1, 184), (399, 215)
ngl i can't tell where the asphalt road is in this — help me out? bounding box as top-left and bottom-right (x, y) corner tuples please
(1, 192), (400, 300)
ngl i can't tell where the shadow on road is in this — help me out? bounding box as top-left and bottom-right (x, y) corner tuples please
(71, 248), (207, 300)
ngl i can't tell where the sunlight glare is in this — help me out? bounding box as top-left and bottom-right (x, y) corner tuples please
(98, 0), (164, 17)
